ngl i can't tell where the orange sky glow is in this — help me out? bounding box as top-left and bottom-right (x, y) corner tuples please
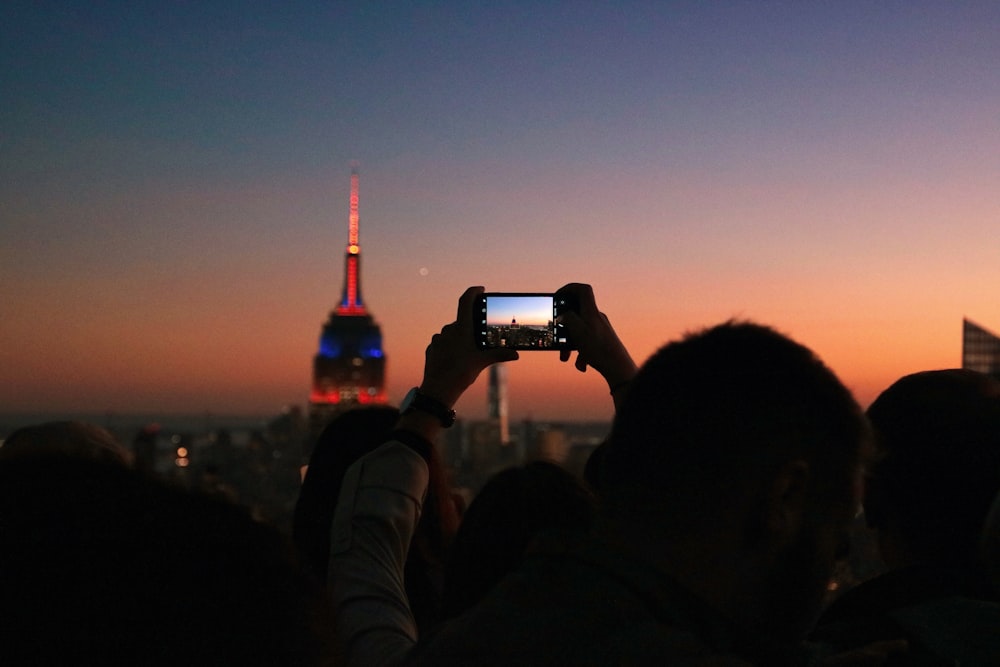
(3, 4), (998, 423)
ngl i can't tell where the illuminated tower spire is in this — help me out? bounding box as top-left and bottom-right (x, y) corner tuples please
(308, 166), (387, 443)
(337, 167), (366, 315)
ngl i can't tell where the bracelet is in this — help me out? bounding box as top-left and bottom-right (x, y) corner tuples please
(609, 379), (631, 395)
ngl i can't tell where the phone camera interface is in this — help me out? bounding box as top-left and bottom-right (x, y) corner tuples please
(479, 294), (564, 350)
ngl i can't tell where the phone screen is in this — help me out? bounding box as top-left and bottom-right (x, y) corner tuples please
(475, 293), (573, 350)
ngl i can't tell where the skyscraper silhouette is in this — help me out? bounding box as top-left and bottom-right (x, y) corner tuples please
(963, 318), (1000, 381)
(308, 167), (387, 442)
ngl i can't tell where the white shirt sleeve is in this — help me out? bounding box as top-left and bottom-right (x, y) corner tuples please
(328, 441), (429, 667)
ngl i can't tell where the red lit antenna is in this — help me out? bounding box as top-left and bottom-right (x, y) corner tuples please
(347, 165), (360, 252)
(337, 164), (367, 315)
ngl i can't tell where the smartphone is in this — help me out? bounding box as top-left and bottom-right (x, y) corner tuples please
(474, 292), (576, 350)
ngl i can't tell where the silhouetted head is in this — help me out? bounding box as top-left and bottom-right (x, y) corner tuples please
(1, 420), (132, 466)
(0, 455), (333, 666)
(293, 406), (455, 632)
(603, 321), (866, 530)
(442, 460), (597, 619)
(865, 369), (1000, 567)
(293, 406), (401, 582)
(601, 320), (868, 640)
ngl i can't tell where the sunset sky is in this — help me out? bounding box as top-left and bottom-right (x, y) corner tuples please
(3, 2), (999, 423)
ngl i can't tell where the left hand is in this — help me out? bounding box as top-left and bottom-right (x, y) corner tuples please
(419, 286), (519, 408)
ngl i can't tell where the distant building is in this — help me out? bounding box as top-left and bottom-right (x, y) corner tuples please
(962, 318), (1000, 381)
(308, 168), (387, 450)
(488, 364), (510, 445)
(527, 427), (570, 464)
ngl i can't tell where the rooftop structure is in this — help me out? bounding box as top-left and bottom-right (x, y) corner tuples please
(962, 318), (1000, 381)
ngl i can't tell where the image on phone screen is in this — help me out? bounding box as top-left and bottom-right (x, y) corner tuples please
(477, 293), (570, 350)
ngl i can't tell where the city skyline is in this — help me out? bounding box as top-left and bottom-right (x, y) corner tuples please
(3, 3), (999, 421)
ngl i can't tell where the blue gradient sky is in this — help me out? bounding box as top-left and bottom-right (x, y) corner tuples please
(3, 2), (999, 420)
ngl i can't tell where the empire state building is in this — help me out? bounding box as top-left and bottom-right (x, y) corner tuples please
(309, 167), (387, 437)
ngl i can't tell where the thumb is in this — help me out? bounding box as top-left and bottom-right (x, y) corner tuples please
(487, 349), (519, 364)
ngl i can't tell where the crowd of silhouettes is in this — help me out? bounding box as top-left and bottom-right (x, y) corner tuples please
(320, 284), (1000, 666)
(2, 283), (999, 666)
(811, 369), (1000, 663)
(0, 424), (334, 665)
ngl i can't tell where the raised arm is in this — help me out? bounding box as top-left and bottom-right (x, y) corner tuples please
(395, 285), (518, 443)
(327, 286), (517, 666)
(555, 282), (637, 412)
(328, 440), (429, 666)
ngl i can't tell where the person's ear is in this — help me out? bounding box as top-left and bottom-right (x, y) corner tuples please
(765, 460), (810, 537)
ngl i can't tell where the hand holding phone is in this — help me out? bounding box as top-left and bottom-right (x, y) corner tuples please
(553, 283), (637, 405)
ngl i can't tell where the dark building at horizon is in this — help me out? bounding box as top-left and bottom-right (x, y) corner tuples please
(485, 318), (556, 349)
(962, 318), (1000, 381)
(308, 168), (387, 445)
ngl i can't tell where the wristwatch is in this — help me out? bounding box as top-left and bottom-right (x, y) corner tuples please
(400, 387), (456, 428)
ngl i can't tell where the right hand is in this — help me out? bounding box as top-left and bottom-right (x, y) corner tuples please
(554, 283), (637, 392)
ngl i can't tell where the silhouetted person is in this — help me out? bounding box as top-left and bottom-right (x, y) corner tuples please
(325, 284), (635, 666)
(293, 405), (457, 634)
(0, 454), (334, 666)
(326, 288), (892, 664)
(408, 320), (870, 665)
(1, 420), (131, 466)
(813, 369), (1000, 665)
(441, 460), (597, 620)
(294, 406), (403, 583)
(982, 490), (1000, 595)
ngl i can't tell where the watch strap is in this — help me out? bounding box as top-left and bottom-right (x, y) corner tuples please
(401, 388), (456, 428)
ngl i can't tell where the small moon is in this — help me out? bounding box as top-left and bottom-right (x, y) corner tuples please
(419, 267), (429, 277)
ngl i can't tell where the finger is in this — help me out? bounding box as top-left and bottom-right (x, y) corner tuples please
(575, 354), (588, 373)
(426, 331), (444, 354)
(556, 282), (590, 296)
(557, 283), (598, 320)
(457, 285), (484, 324)
(557, 310), (585, 339)
(559, 349), (571, 363)
(487, 349), (519, 364)
(430, 325), (454, 349)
